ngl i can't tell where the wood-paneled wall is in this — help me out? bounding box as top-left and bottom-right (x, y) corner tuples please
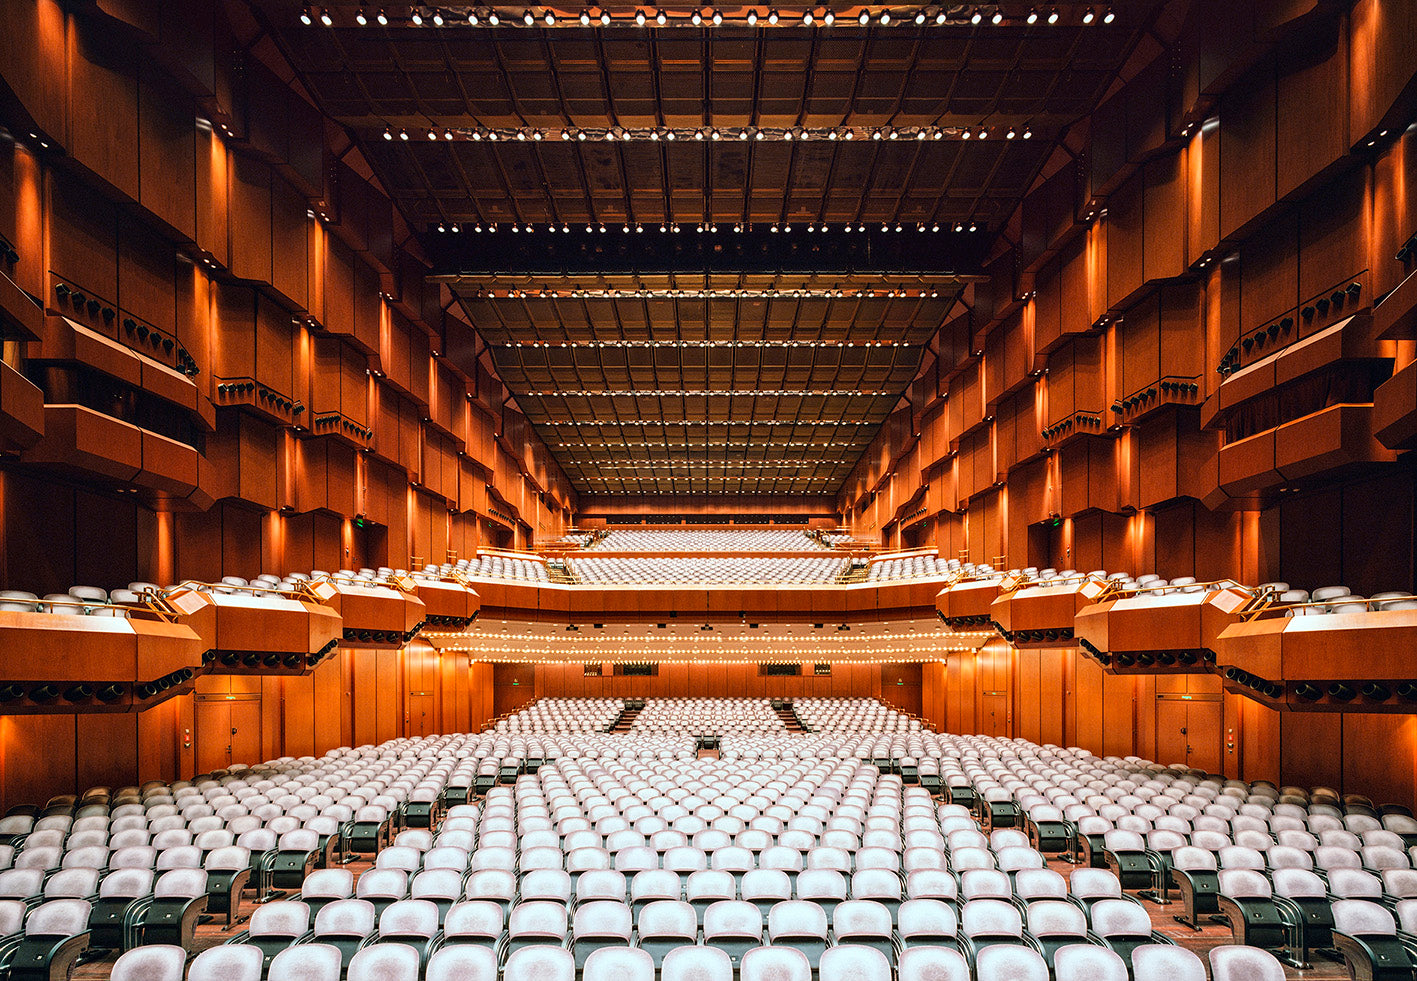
(0, 0), (575, 600)
(0, 645), (500, 813)
(922, 644), (1417, 809)
(839, 1), (1417, 603)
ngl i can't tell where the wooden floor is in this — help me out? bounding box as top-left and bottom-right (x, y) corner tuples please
(72, 822), (1355, 980)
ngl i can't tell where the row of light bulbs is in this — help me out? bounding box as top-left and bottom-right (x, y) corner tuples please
(437, 219), (980, 233)
(391, 123), (1030, 143)
(473, 287), (945, 298)
(557, 441), (862, 448)
(530, 389), (891, 397)
(501, 339), (917, 347)
(305, 5), (1115, 28)
(438, 656), (964, 662)
(544, 419), (866, 426)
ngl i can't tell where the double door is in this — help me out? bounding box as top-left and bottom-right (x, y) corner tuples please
(195, 694), (263, 773)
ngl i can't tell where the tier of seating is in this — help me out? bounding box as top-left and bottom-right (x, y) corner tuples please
(628, 700), (787, 734)
(492, 700), (626, 733)
(450, 556), (550, 583)
(0, 697), (1399, 980)
(578, 530), (833, 552)
(568, 557), (849, 584)
(864, 555), (958, 581)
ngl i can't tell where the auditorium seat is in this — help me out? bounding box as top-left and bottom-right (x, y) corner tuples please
(109, 944), (186, 981)
(426, 944), (498, 981)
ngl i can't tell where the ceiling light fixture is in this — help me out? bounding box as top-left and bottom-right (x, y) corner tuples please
(431, 9), (444, 25)
(635, 8), (647, 24)
(600, 9), (611, 23)
(1047, 6), (1059, 23)
(1103, 6), (1115, 22)
(822, 9), (834, 25)
(858, 9), (869, 23)
(300, 5), (313, 25)
(991, 8), (1003, 24)
(712, 8), (723, 24)
(970, 7), (983, 24)
(410, 8), (422, 24)
(746, 8), (758, 24)
(1026, 6), (1037, 23)
(523, 9), (535, 24)
(1082, 6), (1095, 23)
(355, 7), (367, 25)
(878, 10), (889, 23)
(656, 8), (668, 23)
(580, 9), (591, 24)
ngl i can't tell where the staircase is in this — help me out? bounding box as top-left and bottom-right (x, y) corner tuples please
(608, 699), (644, 731)
(775, 701), (809, 732)
(546, 561), (580, 584)
(838, 562), (871, 584)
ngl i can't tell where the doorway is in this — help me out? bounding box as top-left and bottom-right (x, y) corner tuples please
(195, 694), (262, 773)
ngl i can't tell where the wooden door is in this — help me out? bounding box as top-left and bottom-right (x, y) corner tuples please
(980, 692), (1010, 736)
(195, 695), (262, 772)
(194, 699), (230, 775)
(1184, 699), (1225, 774)
(1155, 697), (1190, 765)
(1156, 692), (1225, 772)
(407, 693), (436, 736)
(228, 699), (263, 767)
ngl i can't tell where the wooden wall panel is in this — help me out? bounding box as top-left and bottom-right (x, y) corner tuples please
(67, 20), (140, 201)
(1106, 172), (1145, 309)
(1347, 0), (1417, 143)
(1277, 23), (1349, 199)
(137, 68), (197, 241)
(1298, 168), (1368, 304)
(1143, 153), (1188, 284)
(227, 155), (272, 285)
(1220, 59), (1278, 239)
(1240, 212), (1299, 334)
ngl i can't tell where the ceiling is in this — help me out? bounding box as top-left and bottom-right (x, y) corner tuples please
(260, 2), (1171, 497)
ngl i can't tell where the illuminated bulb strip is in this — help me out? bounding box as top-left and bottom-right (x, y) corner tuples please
(438, 219), (980, 235)
(502, 339), (917, 348)
(554, 441), (864, 448)
(471, 287), (947, 299)
(405, 123), (1014, 144)
(394, 124), (1013, 147)
(544, 419), (880, 426)
(308, 5), (1097, 29)
(530, 389), (892, 397)
(581, 463), (846, 471)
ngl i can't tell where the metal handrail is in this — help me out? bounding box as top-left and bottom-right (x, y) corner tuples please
(165, 579), (332, 605)
(2, 595), (176, 621)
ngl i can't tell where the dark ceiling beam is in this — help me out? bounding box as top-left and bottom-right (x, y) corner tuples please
(424, 227), (991, 276)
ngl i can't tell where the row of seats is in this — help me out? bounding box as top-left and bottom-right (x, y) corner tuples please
(629, 699), (786, 733)
(493, 700), (625, 733)
(102, 939), (1288, 981)
(577, 529), (833, 551)
(0, 701), (1395, 980)
(568, 556), (851, 584)
(865, 554), (955, 581)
